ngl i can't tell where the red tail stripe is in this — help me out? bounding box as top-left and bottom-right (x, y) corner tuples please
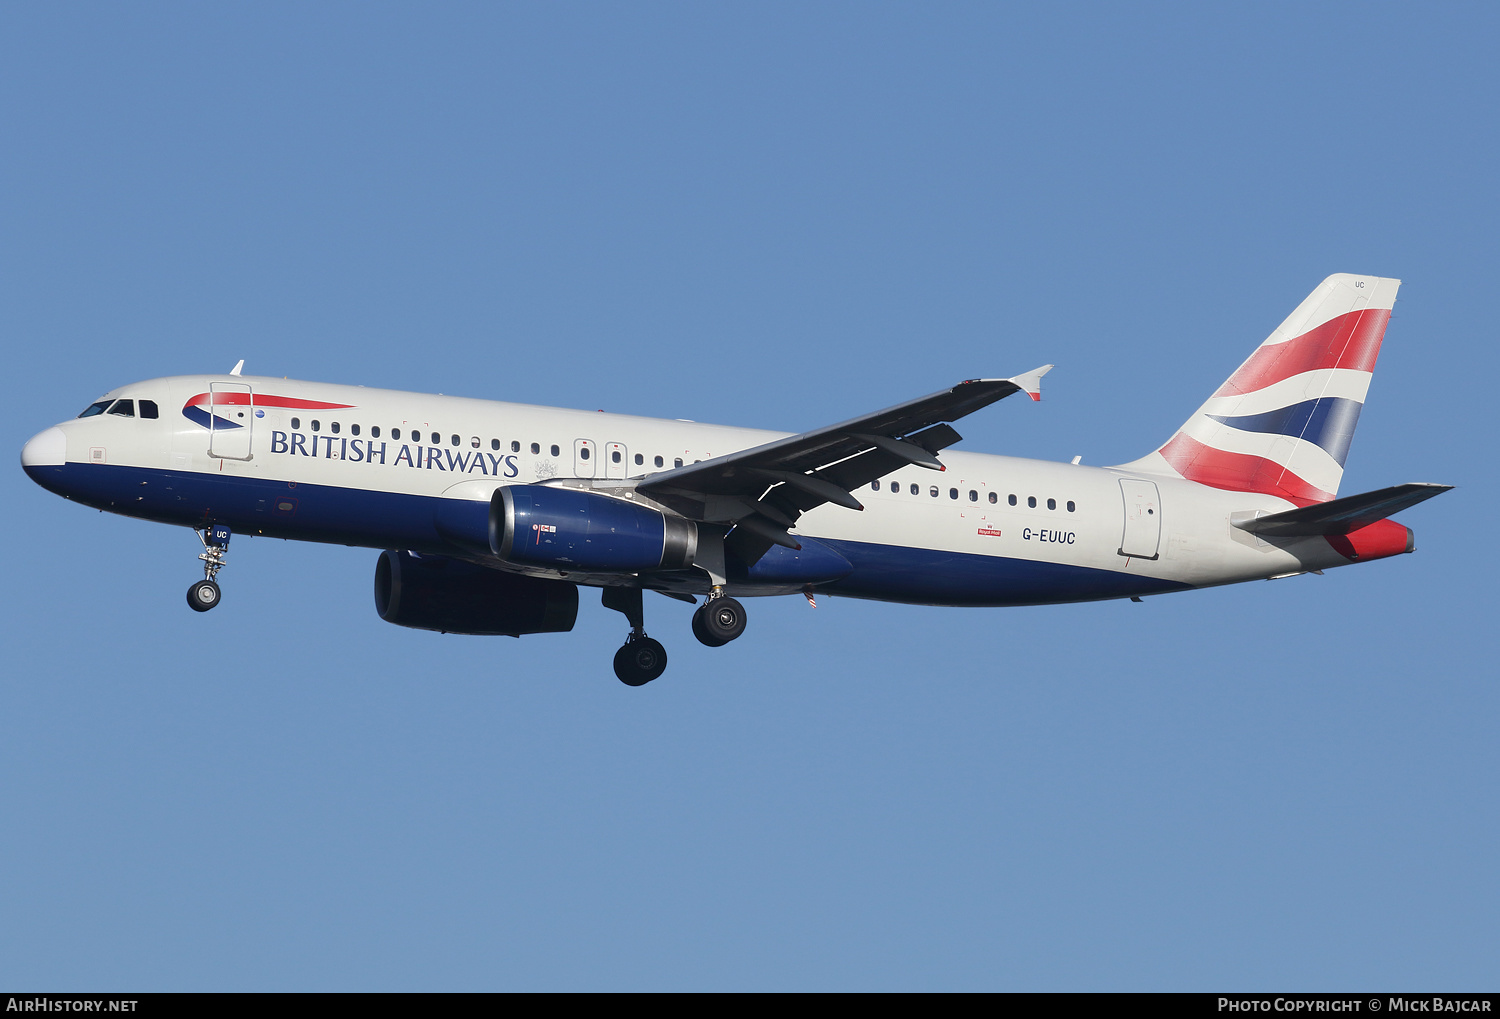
(1214, 308), (1390, 397)
(1158, 433), (1332, 506)
(186, 393), (355, 410)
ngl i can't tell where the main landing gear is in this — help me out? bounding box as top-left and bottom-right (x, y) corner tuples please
(602, 586), (750, 687)
(602, 586), (668, 687)
(187, 524), (232, 613)
(691, 593), (747, 647)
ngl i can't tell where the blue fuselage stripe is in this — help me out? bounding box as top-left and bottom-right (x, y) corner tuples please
(25, 462), (1190, 606)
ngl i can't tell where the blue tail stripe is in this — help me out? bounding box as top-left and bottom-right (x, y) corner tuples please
(1208, 397), (1363, 467)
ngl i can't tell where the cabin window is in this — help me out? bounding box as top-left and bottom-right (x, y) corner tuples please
(350, 424), (360, 436)
(988, 492), (997, 504)
(431, 432), (440, 444)
(612, 450), (621, 463)
(1027, 496), (1036, 508)
(580, 446), (591, 460)
(910, 484), (919, 495)
(311, 420), (320, 432)
(871, 481), (880, 491)
(291, 417), (301, 430)
(550, 444), (560, 457)
(330, 421), (340, 434)
(949, 488), (958, 500)
(471, 436), (480, 448)
(1008, 494), (1017, 506)
(1047, 498), (1056, 510)
(139, 400), (159, 419)
(929, 486), (939, 498)
(511, 441), (520, 452)
(969, 490), (978, 502)
(391, 428), (400, 440)
(451, 434), (460, 446)
(530, 442), (540, 454)
(78, 401), (112, 418)
(635, 453), (644, 465)
(655, 455), (665, 468)
(490, 439), (499, 450)
(371, 426), (380, 438)
(108, 399), (134, 417)
(674, 458), (684, 468)
(1067, 500), (1076, 512)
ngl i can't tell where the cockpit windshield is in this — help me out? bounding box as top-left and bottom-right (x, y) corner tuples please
(77, 398), (157, 419)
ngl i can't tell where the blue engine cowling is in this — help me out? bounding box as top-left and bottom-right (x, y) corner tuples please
(374, 550), (578, 635)
(492, 485), (698, 572)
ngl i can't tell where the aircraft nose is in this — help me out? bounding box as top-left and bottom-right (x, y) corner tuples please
(21, 426), (67, 468)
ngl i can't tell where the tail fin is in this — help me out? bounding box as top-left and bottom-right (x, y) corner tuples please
(1118, 273), (1400, 506)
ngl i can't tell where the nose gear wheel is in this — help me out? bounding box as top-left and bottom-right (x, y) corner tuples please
(187, 578), (221, 612)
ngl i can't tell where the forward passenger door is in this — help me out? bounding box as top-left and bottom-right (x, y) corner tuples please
(208, 382), (254, 461)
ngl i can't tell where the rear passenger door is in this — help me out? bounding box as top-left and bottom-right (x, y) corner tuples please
(1117, 479), (1161, 559)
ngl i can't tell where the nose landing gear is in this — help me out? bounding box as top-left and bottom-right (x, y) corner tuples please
(187, 524), (231, 612)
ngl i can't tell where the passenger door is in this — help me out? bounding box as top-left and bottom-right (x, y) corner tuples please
(208, 382), (254, 461)
(1118, 478), (1161, 559)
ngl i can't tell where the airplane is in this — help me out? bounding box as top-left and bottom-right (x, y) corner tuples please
(20, 273), (1450, 686)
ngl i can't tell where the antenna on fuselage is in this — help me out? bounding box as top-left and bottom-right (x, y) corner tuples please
(229, 360), (244, 376)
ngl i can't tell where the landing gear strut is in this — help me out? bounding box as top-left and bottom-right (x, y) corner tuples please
(603, 586), (668, 686)
(187, 524), (231, 613)
(692, 592), (747, 647)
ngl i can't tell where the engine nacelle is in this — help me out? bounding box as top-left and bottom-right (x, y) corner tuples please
(492, 485), (697, 572)
(374, 549), (578, 635)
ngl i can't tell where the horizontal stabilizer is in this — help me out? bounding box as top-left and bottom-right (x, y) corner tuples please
(1234, 483), (1452, 537)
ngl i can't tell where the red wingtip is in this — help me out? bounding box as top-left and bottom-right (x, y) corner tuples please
(1029, 392), (1041, 402)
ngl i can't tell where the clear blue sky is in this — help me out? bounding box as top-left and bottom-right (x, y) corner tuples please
(3, 2), (1495, 991)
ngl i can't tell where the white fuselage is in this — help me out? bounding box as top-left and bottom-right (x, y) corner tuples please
(22, 373), (1364, 607)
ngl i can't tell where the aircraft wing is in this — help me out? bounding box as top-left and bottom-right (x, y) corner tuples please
(637, 366), (1052, 561)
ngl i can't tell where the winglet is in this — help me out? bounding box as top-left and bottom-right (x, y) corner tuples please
(230, 360), (245, 376)
(1008, 364), (1053, 402)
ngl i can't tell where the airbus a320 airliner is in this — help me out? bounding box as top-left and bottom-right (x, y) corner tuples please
(22, 274), (1449, 685)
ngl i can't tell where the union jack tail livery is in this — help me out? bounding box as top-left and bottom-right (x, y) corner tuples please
(1122, 274), (1399, 506)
